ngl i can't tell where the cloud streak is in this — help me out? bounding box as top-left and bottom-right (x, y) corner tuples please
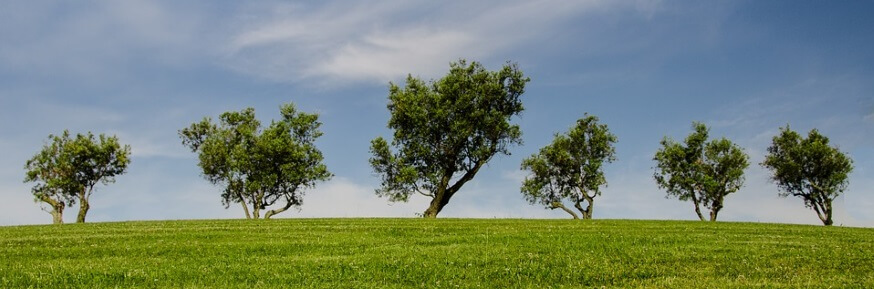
(223, 0), (633, 84)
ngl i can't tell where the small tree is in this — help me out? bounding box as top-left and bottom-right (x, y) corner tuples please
(520, 114), (617, 219)
(653, 122), (748, 221)
(761, 126), (853, 226)
(180, 103), (332, 219)
(24, 130), (131, 223)
(370, 59), (529, 218)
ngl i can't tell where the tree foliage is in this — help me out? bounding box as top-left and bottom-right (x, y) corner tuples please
(179, 103), (332, 219)
(653, 122), (748, 221)
(761, 126), (853, 226)
(369, 59), (529, 218)
(520, 114), (617, 219)
(24, 130), (131, 224)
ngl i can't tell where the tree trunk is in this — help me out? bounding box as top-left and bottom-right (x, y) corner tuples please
(423, 196), (445, 218)
(76, 187), (93, 223)
(551, 202), (579, 219)
(708, 198), (723, 222)
(573, 201), (592, 220)
(422, 162), (484, 218)
(52, 204), (64, 224)
(76, 196), (89, 223)
(39, 195), (65, 224)
(264, 198), (296, 220)
(574, 193), (595, 220)
(250, 191), (263, 219)
(237, 192), (252, 219)
(423, 187), (457, 218)
(423, 173), (453, 218)
(821, 199), (834, 226)
(810, 197), (833, 226)
(689, 191), (706, 221)
(263, 209), (281, 220)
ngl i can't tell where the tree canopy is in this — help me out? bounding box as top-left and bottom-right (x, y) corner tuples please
(761, 126), (853, 226)
(179, 103), (332, 219)
(369, 59), (529, 218)
(653, 122), (748, 221)
(24, 130), (131, 223)
(520, 114), (617, 219)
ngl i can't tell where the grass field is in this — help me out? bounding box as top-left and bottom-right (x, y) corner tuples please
(0, 219), (872, 288)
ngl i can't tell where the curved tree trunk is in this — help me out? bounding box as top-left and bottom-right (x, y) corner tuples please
(423, 162), (484, 218)
(39, 195), (65, 224)
(551, 202), (579, 219)
(820, 199), (834, 226)
(423, 195), (448, 218)
(52, 206), (64, 224)
(423, 173), (453, 218)
(809, 196), (834, 226)
(264, 197), (296, 220)
(689, 191), (706, 221)
(237, 192), (252, 219)
(423, 187), (458, 218)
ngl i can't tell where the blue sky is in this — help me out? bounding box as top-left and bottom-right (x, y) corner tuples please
(1, 0), (872, 226)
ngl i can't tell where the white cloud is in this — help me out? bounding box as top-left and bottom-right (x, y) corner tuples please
(223, 0), (624, 84)
(295, 177), (430, 218)
(307, 30), (475, 82)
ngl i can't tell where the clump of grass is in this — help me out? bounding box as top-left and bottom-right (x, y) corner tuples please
(1, 219), (871, 288)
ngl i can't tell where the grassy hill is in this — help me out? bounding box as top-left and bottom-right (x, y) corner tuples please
(1, 219), (872, 288)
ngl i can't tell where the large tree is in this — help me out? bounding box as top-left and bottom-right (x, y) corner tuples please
(653, 122), (749, 221)
(180, 103), (332, 219)
(24, 130), (131, 223)
(761, 126), (853, 226)
(370, 59), (529, 218)
(520, 115), (617, 219)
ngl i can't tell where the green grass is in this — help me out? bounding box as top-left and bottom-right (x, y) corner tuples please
(0, 219), (872, 288)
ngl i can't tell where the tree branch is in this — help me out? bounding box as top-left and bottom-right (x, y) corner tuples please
(415, 188), (434, 198)
(446, 161), (484, 199)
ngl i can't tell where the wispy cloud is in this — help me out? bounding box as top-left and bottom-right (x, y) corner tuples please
(223, 0), (633, 84)
(295, 177), (429, 218)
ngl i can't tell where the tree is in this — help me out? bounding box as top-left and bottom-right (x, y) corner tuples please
(520, 114), (617, 219)
(653, 122), (748, 221)
(24, 131), (76, 224)
(369, 59), (529, 218)
(179, 102), (332, 219)
(761, 126), (853, 226)
(24, 130), (131, 223)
